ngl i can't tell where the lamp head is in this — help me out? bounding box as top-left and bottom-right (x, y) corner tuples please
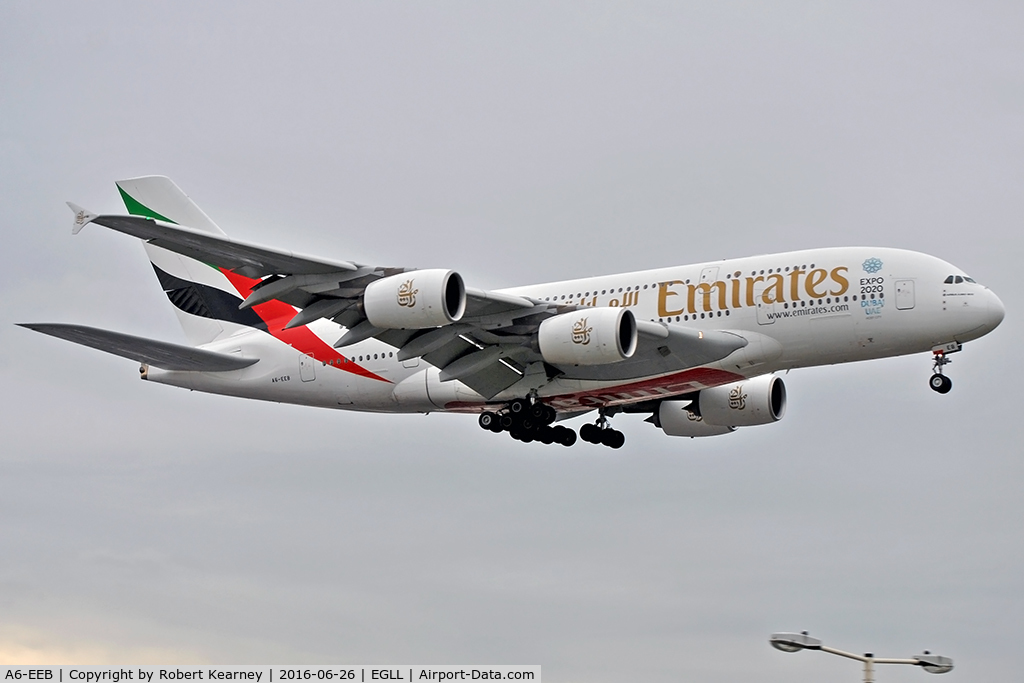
(916, 652), (954, 674)
(770, 631), (823, 653)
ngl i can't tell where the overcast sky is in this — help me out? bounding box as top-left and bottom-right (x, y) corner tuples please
(2, 2), (1022, 681)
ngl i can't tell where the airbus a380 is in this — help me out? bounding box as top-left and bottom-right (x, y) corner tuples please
(21, 176), (1004, 449)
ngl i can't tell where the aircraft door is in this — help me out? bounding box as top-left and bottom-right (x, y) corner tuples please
(754, 283), (775, 325)
(299, 353), (316, 382)
(700, 266), (719, 284)
(895, 280), (915, 310)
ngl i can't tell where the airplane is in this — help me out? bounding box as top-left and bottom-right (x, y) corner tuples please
(19, 176), (1005, 449)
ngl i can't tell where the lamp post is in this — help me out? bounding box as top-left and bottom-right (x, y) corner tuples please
(769, 631), (953, 682)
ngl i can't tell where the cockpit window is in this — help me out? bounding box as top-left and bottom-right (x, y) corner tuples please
(944, 275), (955, 284)
(954, 276), (963, 284)
(964, 276), (976, 283)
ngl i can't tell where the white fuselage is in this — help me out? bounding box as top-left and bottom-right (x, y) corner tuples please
(143, 247), (1005, 414)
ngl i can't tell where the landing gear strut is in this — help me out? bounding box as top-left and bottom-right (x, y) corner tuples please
(579, 410), (626, 449)
(478, 399), (577, 447)
(929, 349), (954, 394)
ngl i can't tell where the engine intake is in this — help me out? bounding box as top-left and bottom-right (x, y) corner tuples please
(699, 374), (786, 427)
(538, 307), (637, 366)
(364, 269), (466, 330)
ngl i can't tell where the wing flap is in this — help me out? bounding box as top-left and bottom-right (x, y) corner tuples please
(457, 359), (525, 400)
(18, 323), (259, 372)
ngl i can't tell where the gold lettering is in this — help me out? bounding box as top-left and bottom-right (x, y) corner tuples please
(761, 274), (785, 304)
(745, 276), (764, 307)
(806, 269), (828, 298)
(689, 282), (728, 312)
(658, 281), (684, 317)
(788, 268), (805, 302)
(829, 267), (849, 296)
(650, 264), (850, 315)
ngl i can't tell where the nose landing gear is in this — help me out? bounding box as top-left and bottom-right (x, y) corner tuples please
(929, 346), (958, 394)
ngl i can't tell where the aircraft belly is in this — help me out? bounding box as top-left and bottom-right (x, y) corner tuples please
(541, 366), (747, 411)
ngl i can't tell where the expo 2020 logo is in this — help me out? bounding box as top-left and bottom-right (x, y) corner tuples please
(862, 257), (883, 274)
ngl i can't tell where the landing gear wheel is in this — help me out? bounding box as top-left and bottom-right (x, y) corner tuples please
(478, 412), (498, 430)
(509, 399), (529, 416)
(600, 429), (625, 449)
(537, 427), (555, 445)
(929, 374), (952, 394)
(525, 404), (557, 426)
(580, 423), (601, 443)
(557, 427), (577, 447)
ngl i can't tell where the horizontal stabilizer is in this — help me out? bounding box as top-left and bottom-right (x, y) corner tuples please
(84, 213), (357, 278)
(17, 323), (259, 372)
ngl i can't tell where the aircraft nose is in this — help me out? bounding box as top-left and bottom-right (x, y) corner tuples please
(986, 288), (1006, 331)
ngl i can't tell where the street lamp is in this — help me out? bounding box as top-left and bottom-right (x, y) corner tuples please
(770, 631), (953, 682)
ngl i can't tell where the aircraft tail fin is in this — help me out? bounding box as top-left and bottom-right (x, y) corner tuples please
(113, 176), (246, 346)
(114, 176), (225, 235)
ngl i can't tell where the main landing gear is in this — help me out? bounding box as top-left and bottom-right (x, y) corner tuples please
(478, 398), (577, 447)
(929, 347), (956, 394)
(578, 410), (626, 449)
(479, 401), (628, 448)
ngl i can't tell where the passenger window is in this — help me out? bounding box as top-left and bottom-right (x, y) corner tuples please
(944, 276), (954, 284)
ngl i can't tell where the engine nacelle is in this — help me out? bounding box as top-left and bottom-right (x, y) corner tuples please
(363, 269), (466, 330)
(537, 307), (637, 366)
(658, 401), (735, 437)
(699, 374), (786, 427)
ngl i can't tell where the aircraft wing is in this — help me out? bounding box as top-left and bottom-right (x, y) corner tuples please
(18, 323), (259, 372)
(71, 208), (745, 398)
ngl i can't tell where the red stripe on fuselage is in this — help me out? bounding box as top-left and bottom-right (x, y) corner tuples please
(549, 367), (745, 409)
(219, 269), (390, 383)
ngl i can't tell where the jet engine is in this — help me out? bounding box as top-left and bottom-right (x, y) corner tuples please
(657, 400), (736, 437)
(363, 269), (466, 329)
(698, 374), (786, 427)
(537, 307), (637, 366)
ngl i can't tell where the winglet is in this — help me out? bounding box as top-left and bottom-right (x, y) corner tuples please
(67, 202), (98, 235)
